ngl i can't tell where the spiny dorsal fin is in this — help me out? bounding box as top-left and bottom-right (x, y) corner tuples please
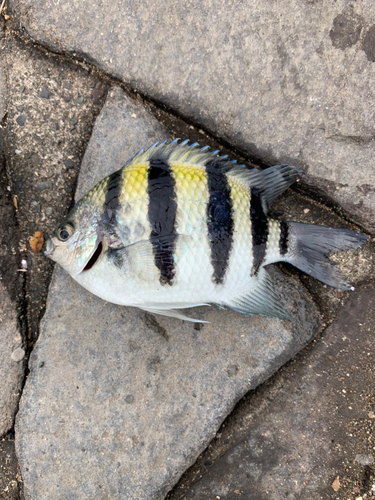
(124, 138), (240, 169)
(125, 139), (301, 213)
(226, 164), (302, 213)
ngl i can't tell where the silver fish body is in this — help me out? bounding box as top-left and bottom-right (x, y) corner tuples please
(45, 140), (368, 321)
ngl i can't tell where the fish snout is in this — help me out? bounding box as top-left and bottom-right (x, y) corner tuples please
(44, 237), (55, 256)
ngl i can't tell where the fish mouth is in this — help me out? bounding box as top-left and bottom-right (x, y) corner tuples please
(81, 240), (103, 272)
(44, 237), (55, 256)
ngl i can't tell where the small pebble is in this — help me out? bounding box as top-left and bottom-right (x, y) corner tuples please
(331, 476), (340, 492)
(16, 114), (26, 126)
(64, 158), (74, 169)
(91, 88), (104, 100)
(40, 85), (53, 99)
(45, 207), (53, 216)
(35, 181), (53, 191)
(273, 210), (284, 218)
(15, 149), (21, 154)
(355, 454), (374, 465)
(303, 208), (310, 214)
(19, 85), (25, 93)
(64, 96), (71, 103)
(11, 348), (25, 363)
(74, 96), (84, 105)
(63, 81), (72, 90)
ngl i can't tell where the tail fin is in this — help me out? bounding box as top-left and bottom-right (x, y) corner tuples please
(285, 222), (368, 289)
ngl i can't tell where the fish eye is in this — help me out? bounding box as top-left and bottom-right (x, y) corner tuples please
(57, 223), (74, 242)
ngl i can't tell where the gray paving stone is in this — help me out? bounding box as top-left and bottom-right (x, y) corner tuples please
(8, 0), (375, 233)
(0, 153), (25, 437)
(180, 283), (375, 500)
(0, 25), (25, 438)
(0, 284), (24, 437)
(16, 87), (320, 500)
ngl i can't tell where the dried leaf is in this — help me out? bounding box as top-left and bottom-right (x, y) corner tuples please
(331, 476), (340, 492)
(29, 231), (44, 254)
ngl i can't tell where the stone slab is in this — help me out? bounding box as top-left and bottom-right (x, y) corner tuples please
(0, 152), (25, 436)
(16, 87), (320, 500)
(0, 28), (25, 438)
(180, 283), (375, 500)
(0, 284), (24, 437)
(8, 0), (375, 233)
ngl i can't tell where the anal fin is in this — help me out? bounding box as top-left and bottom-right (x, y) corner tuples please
(224, 268), (290, 320)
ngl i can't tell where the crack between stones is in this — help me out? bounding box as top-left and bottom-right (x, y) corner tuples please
(325, 133), (375, 145)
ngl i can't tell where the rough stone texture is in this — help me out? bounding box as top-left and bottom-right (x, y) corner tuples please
(179, 283), (375, 500)
(0, 43), (25, 437)
(75, 88), (166, 200)
(0, 284), (24, 437)
(4, 32), (107, 343)
(16, 87), (320, 500)
(7, 0), (375, 233)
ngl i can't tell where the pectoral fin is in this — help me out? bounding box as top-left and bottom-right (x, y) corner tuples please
(139, 305), (209, 323)
(110, 235), (192, 282)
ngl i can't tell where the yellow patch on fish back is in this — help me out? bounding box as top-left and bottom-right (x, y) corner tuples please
(170, 162), (209, 235)
(119, 163), (150, 228)
(226, 175), (252, 268)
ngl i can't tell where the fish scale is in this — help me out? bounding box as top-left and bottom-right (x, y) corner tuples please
(45, 139), (368, 322)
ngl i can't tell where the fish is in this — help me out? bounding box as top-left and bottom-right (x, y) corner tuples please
(45, 139), (368, 322)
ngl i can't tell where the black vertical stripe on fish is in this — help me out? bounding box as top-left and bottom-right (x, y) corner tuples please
(250, 187), (269, 275)
(147, 158), (178, 286)
(205, 162), (234, 285)
(279, 220), (289, 256)
(104, 169), (122, 223)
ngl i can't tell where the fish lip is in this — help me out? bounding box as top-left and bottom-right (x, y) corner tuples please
(44, 237), (55, 256)
(76, 235), (103, 275)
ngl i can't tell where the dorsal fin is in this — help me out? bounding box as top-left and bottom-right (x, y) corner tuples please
(124, 138), (241, 169)
(227, 164), (302, 213)
(125, 139), (301, 212)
